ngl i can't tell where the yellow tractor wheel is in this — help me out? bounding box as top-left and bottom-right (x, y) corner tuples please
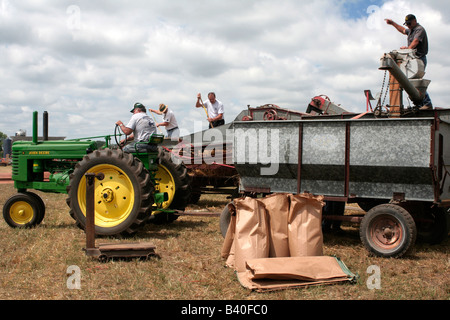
(67, 149), (153, 237)
(155, 163), (176, 209)
(151, 148), (191, 224)
(2, 193), (44, 228)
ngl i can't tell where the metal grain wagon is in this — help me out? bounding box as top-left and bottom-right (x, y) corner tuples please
(227, 50), (450, 257)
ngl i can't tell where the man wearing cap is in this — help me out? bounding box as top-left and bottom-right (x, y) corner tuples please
(149, 104), (180, 139)
(385, 14), (432, 109)
(115, 102), (157, 153)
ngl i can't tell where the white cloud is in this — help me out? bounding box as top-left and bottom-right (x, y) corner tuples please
(68, 114), (84, 125)
(0, 0), (449, 139)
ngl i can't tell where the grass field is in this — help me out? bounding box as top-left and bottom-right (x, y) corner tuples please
(0, 166), (448, 301)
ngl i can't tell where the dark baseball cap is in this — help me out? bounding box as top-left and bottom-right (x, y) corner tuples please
(404, 14), (416, 25)
(130, 102), (146, 113)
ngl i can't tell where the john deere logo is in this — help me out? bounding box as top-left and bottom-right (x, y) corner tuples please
(28, 151), (51, 155)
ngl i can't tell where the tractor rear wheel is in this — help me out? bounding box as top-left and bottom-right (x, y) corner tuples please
(151, 148), (191, 224)
(3, 192), (44, 228)
(66, 149), (153, 237)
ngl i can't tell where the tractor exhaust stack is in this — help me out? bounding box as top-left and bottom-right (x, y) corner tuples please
(43, 111), (48, 141)
(32, 111), (38, 144)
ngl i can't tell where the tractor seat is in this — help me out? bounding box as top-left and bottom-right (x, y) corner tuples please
(132, 134), (165, 154)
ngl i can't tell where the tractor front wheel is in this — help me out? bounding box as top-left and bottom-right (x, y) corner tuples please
(3, 192), (44, 228)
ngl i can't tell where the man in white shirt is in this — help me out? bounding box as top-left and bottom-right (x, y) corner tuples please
(115, 102), (157, 152)
(149, 104), (180, 138)
(195, 92), (224, 128)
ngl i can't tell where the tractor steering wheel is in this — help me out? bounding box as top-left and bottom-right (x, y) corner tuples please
(114, 124), (128, 150)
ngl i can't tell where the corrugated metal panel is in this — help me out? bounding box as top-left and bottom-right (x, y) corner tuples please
(233, 117), (438, 202)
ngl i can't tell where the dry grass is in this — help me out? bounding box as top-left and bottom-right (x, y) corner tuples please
(0, 166), (11, 174)
(0, 166), (448, 301)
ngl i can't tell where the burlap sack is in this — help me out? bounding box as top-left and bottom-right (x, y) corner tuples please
(259, 193), (290, 257)
(233, 197), (270, 273)
(287, 193), (324, 256)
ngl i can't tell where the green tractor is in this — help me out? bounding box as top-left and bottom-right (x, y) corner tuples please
(2, 111), (191, 236)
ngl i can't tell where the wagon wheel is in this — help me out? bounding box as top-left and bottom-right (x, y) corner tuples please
(66, 149), (153, 237)
(360, 204), (416, 258)
(2, 192), (44, 228)
(220, 202), (232, 238)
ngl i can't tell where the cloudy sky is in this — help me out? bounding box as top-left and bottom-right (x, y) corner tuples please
(1, 0), (449, 139)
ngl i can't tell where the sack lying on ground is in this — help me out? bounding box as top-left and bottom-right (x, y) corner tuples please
(237, 256), (358, 292)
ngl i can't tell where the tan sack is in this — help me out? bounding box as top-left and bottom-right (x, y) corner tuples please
(259, 193), (290, 257)
(288, 193), (324, 257)
(237, 256), (358, 292)
(233, 197), (270, 272)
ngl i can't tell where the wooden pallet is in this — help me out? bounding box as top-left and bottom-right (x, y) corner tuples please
(85, 242), (157, 262)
